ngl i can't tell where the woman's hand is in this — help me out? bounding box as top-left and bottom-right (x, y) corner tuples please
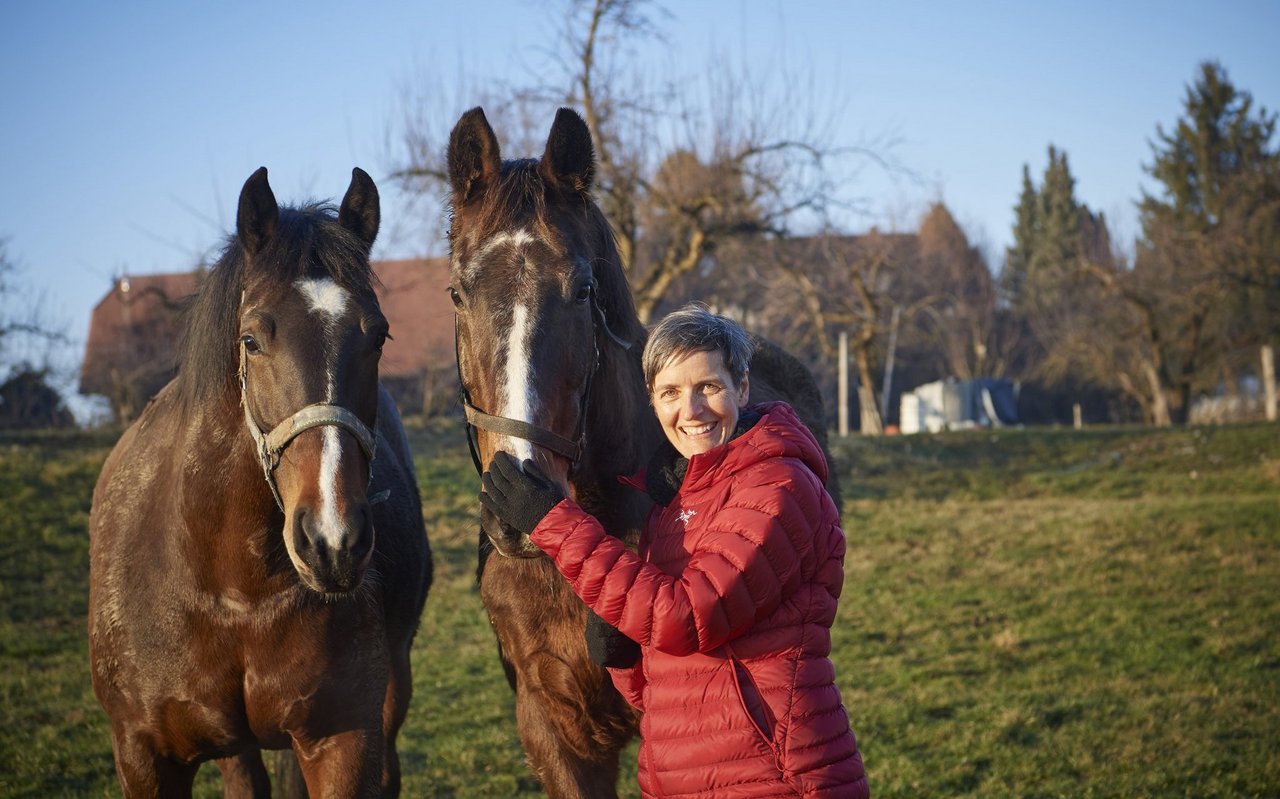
(585, 609), (641, 668)
(479, 451), (565, 534)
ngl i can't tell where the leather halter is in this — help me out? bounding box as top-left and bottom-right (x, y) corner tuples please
(238, 343), (384, 511)
(458, 284), (631, 476)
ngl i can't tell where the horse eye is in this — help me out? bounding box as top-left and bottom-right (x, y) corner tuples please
(240, 334), (260, 354)
(448, 287), (463, 308)
(574, 283), (592, 304)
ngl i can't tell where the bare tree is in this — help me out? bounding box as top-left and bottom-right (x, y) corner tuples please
(742, 230), (930, 435)
(1, 238), (69, 374)
(559, 0), (898, 322)
(907, 203), (1004, 381)
(389, 0), (898, 324)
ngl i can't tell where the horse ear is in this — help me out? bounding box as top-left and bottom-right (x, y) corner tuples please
(237, 167), (279, 257)
(538, 108), (595, 195)
(339, 167), (380, 251)
(447, 107), (501, 205)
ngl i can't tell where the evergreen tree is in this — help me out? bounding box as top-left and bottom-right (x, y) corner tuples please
(1004, 147), (1098, 317)
(1002, 146), (1126, 421)
(1137, 60), (1280, 418)
(1003, 165), (1037, 310)
(1032, 146), (1081, 295)
(1142, 61), (1277, 234)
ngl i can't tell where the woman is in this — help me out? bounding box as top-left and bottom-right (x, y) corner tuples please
(481, 304), (868, 798)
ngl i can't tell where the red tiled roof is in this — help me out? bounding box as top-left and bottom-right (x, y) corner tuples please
(372, 258), (455, 378)
(79, 272), (199, 396)
(79, 259), (456, 397)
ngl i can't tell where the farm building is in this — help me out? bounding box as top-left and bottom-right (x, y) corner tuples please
(899, 378), (1020, 434)
(79, 258), (456, 422)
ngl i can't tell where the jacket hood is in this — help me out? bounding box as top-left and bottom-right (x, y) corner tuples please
(680, 401), (828, 494)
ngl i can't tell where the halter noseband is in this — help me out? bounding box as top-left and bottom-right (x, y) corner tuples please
(458, 284), (631, 475)
(238, 344), (385, 511)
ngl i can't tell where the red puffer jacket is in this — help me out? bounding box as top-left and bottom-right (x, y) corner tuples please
(530, 402), (868, 798)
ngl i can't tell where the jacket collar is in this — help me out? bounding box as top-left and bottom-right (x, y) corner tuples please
(643, 408), (762, 506)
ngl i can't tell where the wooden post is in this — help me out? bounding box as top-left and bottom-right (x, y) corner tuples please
(1073, 403), (1083, 430)
(838, 331), (849, 438)
(879, 305), (901, 428)
(1263, 344), (1277, 422)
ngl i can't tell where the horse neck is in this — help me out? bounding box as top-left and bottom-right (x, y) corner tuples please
(574, 337), (661, 534)
(177, 389), (288, 585)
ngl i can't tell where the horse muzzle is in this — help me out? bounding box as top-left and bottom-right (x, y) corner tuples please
(479, 505), (544, 559)
(286, 502), (376, 592)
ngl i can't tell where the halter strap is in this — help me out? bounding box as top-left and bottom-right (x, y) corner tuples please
(239, 344), (383, 511)
(462, 402), (581, 462)
(261, 404), (378, 465)
(456, 283), (629, 475)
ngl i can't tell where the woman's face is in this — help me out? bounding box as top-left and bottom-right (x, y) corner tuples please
(650, 348), (749, 459)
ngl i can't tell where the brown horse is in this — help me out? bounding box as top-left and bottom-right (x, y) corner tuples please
(445, 107), (836, 798)
(88, 167), (432, 798)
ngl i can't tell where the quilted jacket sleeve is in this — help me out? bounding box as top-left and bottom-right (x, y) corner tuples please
(530, 458), (821, 656)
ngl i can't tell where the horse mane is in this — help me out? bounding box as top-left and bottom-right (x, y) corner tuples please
(175, 203), (379, 410)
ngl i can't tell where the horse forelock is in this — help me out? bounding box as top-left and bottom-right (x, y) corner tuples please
(176, 204), (378, 411)
(451, 159), (638, 331)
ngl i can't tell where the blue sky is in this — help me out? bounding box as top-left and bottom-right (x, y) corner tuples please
(2, 1), (1277, 416)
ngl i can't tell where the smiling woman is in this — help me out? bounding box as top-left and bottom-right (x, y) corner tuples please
(644, 305), (752, 459)
(481, 303), (869, 799)
(649, 348), (747, 456)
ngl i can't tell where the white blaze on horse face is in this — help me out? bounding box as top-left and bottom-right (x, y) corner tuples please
(500, 302), (536, 463)
(478, 229), (535, 260)
(315, 426), (346, 546)
(296, 277), (350, 320)
(463, 229), (536, 283)
(295, 277), (353, 548)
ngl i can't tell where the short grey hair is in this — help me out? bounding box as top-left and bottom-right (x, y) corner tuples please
(643, 303), (754, 393)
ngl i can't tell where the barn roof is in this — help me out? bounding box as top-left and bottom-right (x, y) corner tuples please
(79, 258), (454, 398)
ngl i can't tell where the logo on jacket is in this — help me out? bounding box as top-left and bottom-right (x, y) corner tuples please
(677, 508), (697, 524)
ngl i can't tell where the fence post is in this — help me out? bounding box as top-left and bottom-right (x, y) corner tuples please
(838, 331), (848, 438)
(1263, 344), (1277, 422)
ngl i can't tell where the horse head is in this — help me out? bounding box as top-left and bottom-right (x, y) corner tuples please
(233, 166), (388, 592)
(447, 107), (641, 558)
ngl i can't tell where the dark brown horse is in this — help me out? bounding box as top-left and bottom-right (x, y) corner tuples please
(445, 107), (836, 798)
(89, 167), (432, 798)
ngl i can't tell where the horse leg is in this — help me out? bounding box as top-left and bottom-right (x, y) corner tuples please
(215, 750), (271, 798)
(379, 648), (414, 796)
(110, 728), (197, 798)
(293, 728), (383, 798)
(514, 674), (622, 799)
(268, 749), (310, 799)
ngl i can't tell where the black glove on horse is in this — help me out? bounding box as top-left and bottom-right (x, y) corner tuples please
(479, 451), (565, 535)
(585, 609), (641, 668)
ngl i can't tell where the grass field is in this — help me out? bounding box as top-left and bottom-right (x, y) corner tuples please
(1, 421), (1277, 797)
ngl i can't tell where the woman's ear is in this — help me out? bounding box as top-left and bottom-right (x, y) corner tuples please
(737, 372), (750, 407)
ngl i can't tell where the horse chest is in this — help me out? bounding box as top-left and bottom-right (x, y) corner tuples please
(112, 585), (387, 750)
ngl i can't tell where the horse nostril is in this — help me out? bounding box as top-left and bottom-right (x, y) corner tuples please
(349, 507), (374, 564)
(292, 509), (313, 553)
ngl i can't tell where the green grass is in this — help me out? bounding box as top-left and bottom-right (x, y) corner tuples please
(1, 421), (1277, 797)
(833, 425), (1280, 798)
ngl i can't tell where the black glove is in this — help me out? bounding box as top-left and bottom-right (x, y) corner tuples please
(585, 609), (641, 668)
(479, 451), (565, 535)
